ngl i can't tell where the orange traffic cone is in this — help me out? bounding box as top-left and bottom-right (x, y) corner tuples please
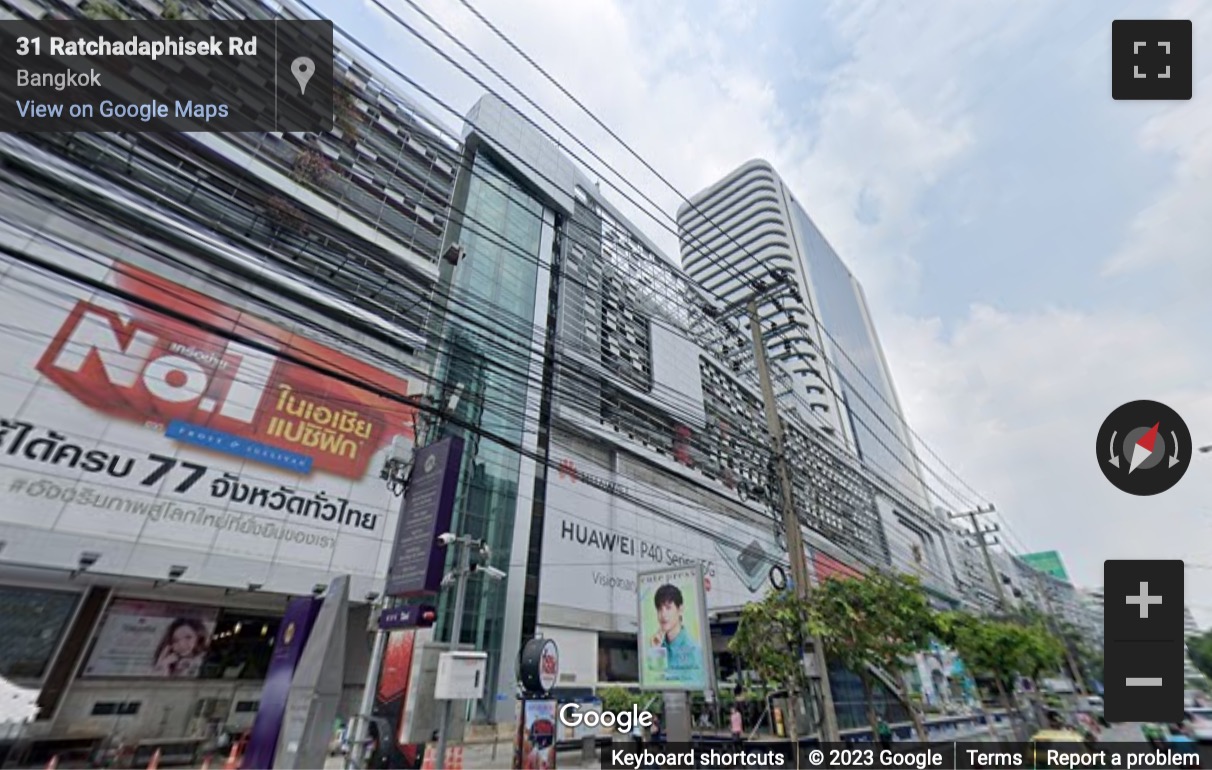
(420, 744), (436, 770)
(45, 755), (58, 770)
(448, 746), (464, 769)
(222, 744), (240, 770)
(201, 754), (212, 770)
(146, 747), (161, 770)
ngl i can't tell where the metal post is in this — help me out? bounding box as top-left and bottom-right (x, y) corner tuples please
(346, 626), (387, 770)
(746, 298), (840, 744)
(435, 538), (471, 770)
(954, 508), (1007, 611)
(1031, 572), (1088, 695)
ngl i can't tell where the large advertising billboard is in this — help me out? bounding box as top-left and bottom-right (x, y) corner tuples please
(0, 254), (417, 596)
(540, 450), (783, 629)
(541, 448), (867, 633)
(637, 564), (713, 691)
(83, 599), (219, 679)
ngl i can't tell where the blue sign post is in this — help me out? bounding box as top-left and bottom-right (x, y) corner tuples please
(384, 436), (464, 598)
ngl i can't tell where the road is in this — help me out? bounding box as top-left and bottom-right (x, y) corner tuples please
(1099, 721), (1211, 765)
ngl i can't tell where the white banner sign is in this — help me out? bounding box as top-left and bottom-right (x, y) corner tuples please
(0, 252), (417, 596)
(541, 450), (781, 628)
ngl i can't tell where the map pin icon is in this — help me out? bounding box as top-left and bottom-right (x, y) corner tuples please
(291, 56), (314, 96)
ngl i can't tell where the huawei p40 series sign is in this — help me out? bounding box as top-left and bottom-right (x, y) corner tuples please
(0, 253), (417, 596)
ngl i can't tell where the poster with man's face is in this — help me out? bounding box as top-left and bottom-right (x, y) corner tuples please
(636, 564), (712, 691)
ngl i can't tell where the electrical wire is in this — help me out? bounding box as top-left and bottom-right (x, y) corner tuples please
(0, 203), (964, 592)
(0, 133), (969, 584)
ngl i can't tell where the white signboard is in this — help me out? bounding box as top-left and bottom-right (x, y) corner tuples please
(541, 449), (781, 629)
(434, 652), (488, 700)
(83, 599), (218, 678)
(0, 252), (417, 597)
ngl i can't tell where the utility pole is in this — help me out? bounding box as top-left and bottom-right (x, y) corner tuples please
(434, 535), (504, 770)
(435, 537), (471, 770)
(346, 611), (387, 770)
(950, 506), (1007, 611)
(746, 296), (841, 745)
(1028, 570), (1088, 696)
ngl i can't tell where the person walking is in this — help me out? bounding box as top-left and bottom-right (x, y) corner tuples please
(730, 706), (744, 750)
(876, 716), (893, 750)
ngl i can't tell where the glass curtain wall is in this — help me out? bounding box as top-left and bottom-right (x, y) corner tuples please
(431, 151), (545, 719)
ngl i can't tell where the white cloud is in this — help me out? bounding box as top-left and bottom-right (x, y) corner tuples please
(884, 306), (1212, 623)
(351, 0), (1212, 623)
(1103, 2), (1212, 284)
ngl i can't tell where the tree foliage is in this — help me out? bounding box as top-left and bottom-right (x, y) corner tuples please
(1188, 631), (1212, 682)
(806, 572), (936, 738)
(729, 588), (810, 693)
(84, 1), (130, 19)
(937, 612), (1062, 686)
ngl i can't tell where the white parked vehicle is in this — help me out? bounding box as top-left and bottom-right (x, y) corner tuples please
(1182, 708), (1212, 742)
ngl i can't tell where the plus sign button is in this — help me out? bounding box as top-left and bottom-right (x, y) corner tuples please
(1113, 20), (1193, 100)
(1104, 560), (1183, 642)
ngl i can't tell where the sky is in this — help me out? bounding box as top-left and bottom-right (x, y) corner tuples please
(310, 0), (1212, 624)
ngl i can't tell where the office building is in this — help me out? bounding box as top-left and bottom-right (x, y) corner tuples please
(678, 162), (952, 599)
(430, 93), (909, 732)
(0, 0), (459, 757)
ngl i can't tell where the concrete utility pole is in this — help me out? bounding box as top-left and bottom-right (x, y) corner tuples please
(1028, 570), (1089, 696)
(746, 296), (841, 745)
(951, 506), (1007, 611)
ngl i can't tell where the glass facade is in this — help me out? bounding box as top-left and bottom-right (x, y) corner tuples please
(828, 663), (912, 730)
(433, 151), (546, 719)
(0, 585), (79, 679)
(788, 201), (929, 510)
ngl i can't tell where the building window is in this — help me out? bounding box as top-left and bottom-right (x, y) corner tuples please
(0, 585), (79, 679)
(92, 701), (141, 716)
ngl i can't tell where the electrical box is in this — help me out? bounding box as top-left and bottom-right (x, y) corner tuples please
(434, 651), (488, 700)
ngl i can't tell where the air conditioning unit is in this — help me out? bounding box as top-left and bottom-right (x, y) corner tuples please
(443, 243), (466, 266)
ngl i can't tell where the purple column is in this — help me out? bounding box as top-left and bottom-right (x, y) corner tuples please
(240, 597), (322, 770)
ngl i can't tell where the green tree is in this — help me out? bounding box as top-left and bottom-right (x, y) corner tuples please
(936, 612), (1064, 735)
(806, 572), (936, 740)
(598, 686), (641, 716)
(83, 0), (129, 19)
(729, 588), (812, 743)
(1188, 630), (1212, 681)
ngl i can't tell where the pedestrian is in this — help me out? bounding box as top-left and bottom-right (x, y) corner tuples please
(730, 705), (744, 750)
(876, 716), (893, 750)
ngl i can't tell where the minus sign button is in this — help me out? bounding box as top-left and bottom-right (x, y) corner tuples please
(1126, 677), (1164, 686)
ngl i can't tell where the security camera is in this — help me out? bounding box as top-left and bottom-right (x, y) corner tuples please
(436, 533), (457, 547)
(481, 566), (507, 581)
(78, 552), (100, 569)
(168, 565), (187, 582)
(365, 592), (380, 603)
(247, 582), (263, 592)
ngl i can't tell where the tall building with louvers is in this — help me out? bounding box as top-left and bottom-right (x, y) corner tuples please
(430, 94), (915, 730)
(678, 162), (946, 592)
(0, 0), (460, 755)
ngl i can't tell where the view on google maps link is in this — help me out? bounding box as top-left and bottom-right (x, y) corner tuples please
(0, 1), (1208, 769)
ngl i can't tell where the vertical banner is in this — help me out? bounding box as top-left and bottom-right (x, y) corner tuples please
(385, 437), (465, 597)
(517, 699), (556, 770)
(636, 564), (713, 691)
(369, 628), (431, 768)
(240, 597), (321, 770)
